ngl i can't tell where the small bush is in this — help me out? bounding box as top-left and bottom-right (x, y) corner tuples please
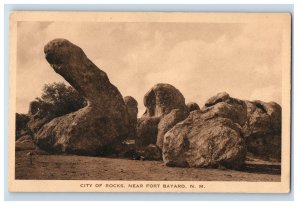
(36, 82), (87, 118)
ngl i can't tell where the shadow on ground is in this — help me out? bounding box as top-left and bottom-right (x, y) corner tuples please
(242, 163), (281, 175)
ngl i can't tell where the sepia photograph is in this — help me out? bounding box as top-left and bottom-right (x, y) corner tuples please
(8, 12), (291, 193)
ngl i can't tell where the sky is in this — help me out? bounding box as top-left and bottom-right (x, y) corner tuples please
(16, 20), (285, 116)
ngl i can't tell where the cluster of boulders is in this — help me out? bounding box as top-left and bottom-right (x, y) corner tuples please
(15, 39), (282, 170)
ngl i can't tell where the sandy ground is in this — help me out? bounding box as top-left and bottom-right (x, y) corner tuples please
(15, 150), (280, 181)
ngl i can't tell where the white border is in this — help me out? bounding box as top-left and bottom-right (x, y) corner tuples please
(1, 0), (298, 203)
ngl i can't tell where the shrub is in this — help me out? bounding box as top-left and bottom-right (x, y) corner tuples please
(36, 82), (87, 118)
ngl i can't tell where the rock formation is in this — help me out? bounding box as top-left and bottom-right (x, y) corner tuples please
(202, 92), (247, 126)
(27, 100), (53, 134)
(162, 92), (282, 169)
(124, 96), (138, 140)
(163, 110), (246, 169)
(17, 38), (282, 168)
(242, 100), (281, 160)
(142, 83), (187, 118)
(136, 117), (160, 150)
(162, 92), (248, 169)
(186, 102), (200, 113)
(35, 39), (129, 155)
(136, 83), (188, 154)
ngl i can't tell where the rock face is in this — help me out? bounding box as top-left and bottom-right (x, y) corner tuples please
(124, 96), (138, 140)
(242, 100), (281, 160)
(27, 100), (53, 134)
(202, 92), (247, 126)
(142, 83), (187, 118)
(202, 92), (281, 161)
(162, 92), (248, 169)
(186, 102), (200, 113)
(156, 109), (188, 149)
(35, 39), (129, 155)
(162, 92), (282, 169)
(163, 110), (247, 169)
(136, 83), (188, 155)
(136, 117), (160, 150)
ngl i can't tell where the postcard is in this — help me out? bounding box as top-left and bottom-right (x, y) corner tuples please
(8, 12), (291, 193)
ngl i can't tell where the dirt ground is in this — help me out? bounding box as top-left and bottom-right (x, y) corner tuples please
(15, 150), (280, 181)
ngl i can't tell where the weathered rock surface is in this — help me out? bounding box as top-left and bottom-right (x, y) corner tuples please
(137, 83), (188, 156)
(162, 92), (249, 169)
(136, 117), (160, 150)
(35, 39), (129, 155)
(143, 83), (187, 118)
(242, 100), (281, 160)
(26, 100), (55, 134)
(124, 96), (138, 140)
(202, 92), (247, 126)
(162, 92), (282, 168)
(16, 135), (36, 151)
(156, 109), (188, 149)
(186, 102), (200, 113)
(163, 110), (247, 169)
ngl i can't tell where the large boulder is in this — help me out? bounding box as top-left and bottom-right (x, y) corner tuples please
(142, 83), (187, 118)
(137, 84), (188, 155)
(124, 96), (138, 140)
(35, 39), (129, 155)
(160, 92), (281, 168)
(202, 92), (247, 126)
(242, 100), (281, 160)
(163, 110), (247, 169)
(162, 92), (249, 169)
